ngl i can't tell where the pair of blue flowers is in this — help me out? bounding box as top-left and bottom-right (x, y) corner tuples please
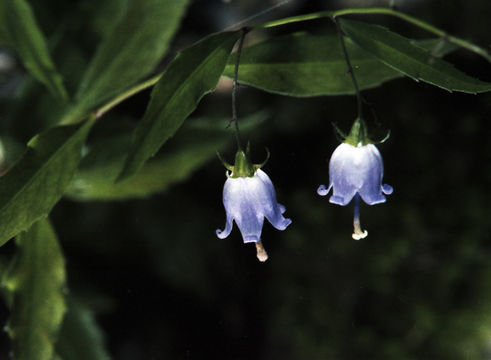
(216, 118), (393, 262)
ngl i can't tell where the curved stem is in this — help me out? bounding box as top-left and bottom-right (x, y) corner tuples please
(257, 7), (491, 63)
(334, 17), (363, 121)
(95, 73), (163, 119)
(231, 28), (248, 151)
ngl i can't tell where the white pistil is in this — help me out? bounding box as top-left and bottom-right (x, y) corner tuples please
(352, 193), (368, 240)
(255, 241), (268, 262)
(352, 219), (368, 240)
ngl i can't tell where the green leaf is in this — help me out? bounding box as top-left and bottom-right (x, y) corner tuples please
(223, 33), (460, 97)
(0, 118), (93, 247)
(67, 113), (266, 200)
(338, 18), (491, 94)
(116, 31), (241, 182)
(56, 298), (110, 360)
(0, 0), (67, 100)
(68, 0), (190, 123)
(2, 218), (66, 360)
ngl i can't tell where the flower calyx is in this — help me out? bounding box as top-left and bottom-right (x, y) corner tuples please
(344, 117), (370, 147)
(335, 118), (391, 147)
(217, 143), (270, 178)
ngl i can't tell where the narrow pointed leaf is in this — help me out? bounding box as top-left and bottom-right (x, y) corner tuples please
(3, 218), (66, 360)
(56, 298), (110, 360)
(223, 33), (460, 96)
(68, 113), (265, 200)
(0, 119), (93, 247)
(0, 0), (67, 100)
(117, 31), (241, 181)
(338, 18), (491, 93)
(67, 0), (190, 123)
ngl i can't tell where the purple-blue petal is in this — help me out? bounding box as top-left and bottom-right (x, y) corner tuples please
(216, 212), (233, 239)
(317, 184), (330, 196)
(218, 169), (290, 243)
(321, 143), (392, 206)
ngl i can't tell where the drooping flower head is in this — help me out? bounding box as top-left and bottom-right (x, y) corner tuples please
(216, 145), (291, 262)
(317, 118), (393, 239)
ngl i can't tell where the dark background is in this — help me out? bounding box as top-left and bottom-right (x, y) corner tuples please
(1, 0), (491, 359)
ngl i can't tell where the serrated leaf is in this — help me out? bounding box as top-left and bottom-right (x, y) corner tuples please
(116, 31), (241, 182)
(3, 218), (66, 360)
(65, 0), (190, 123)
(0, 0), (67, 100)
(223, 33), (461, 97)
(338, 18), (491, 94)
(56, 298), (110, 360)
(67, 113), (266, 200)
(0, 118), (93, 247)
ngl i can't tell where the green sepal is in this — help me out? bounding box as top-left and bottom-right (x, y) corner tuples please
(375, 129), (391, 144)
(217, 144), (270, 178)
(254, 148), (270, 171)
(344, 117), (370, 146)
(216, 151), (233, 171)
(232, 149), (255, 177)
(332, 122), (347, 142)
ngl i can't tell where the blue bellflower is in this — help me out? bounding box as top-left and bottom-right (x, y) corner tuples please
(217, 148), (291, 262)
(318, 119), (393, 239)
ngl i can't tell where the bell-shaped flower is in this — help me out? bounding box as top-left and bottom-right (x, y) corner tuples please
(216, 147), (291, 262)
(317, 118), (393, 239)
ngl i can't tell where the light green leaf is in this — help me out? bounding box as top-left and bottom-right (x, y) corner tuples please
(338, 18), (491, 94)
(0, 118), (93, 247)
(56, 298), (110, 360)
(68, 113), (266, 201)
(2, 218), (66, 360)
(117, 31), (241, 182)
(66, 0), (190, 123)
(0, 0), (67, 100)
(223, 33), (460, 96)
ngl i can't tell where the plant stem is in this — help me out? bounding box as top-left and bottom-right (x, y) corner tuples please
(334, 17), (363, 121)
(95, 73), (163, 119)
(231, 28), (248, 151)
(257, 7), (491, 63)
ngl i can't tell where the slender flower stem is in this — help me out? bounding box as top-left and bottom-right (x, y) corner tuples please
(256, 7), (491, 63)
(255, 241), (269, 262)
(352, 194), (368, 240)
(60, 73), (163, 125)
(95, 73), (163, 119)
(334, 17), (363, 121)
(231, 28), (249, 151)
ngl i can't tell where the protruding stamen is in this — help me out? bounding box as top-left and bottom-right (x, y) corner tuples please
(255, 241), (268, 262)
(352, 194), (368, 240)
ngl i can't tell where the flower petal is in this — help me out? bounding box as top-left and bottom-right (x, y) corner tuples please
(216, 211), (233, 239)
(382, 184), (393, 194)
(328, 143), (363, 206)
(317, 184), (330, 196)
(255, 169), (292, 231)
(327, 143), (391, 206)
(357, 145), (388, 205)
(278, 203), (286, 214)
(222, 174), (266, 243)
(235, 206), (264, 243)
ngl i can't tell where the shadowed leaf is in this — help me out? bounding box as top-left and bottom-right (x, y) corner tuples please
(223, 33), (460, 96)
(0, 118), (93, 247)
(0, 0), (67, 100)
(2, 218), (66, 360)
(68, 113), (266, 200)
(63, 0), (190, 124)
(56, 298), (110, 360)
(116, 31), (241, 182)
(339, 18), (491, 94)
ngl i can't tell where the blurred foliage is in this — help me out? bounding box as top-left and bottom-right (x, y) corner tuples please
(0, 0), (490, 359)
(2, 219), (66, 360)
